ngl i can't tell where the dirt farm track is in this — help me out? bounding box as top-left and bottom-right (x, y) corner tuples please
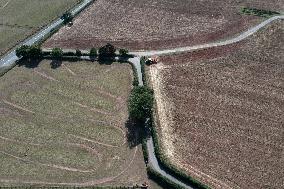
(149, 20), (284, 189)
(44, 0), (283, 50)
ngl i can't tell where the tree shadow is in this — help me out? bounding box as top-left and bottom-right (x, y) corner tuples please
(98, 57), (115, 65)
(17, 58), (42, 69)
(125, 117), (150, 149)
(117, 55), (134, 63)
(50, 60), (62, 69)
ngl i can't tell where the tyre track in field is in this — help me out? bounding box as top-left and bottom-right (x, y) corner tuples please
(0, 135), (102, 169)
(0, 146), (138, 186)
(0, 150), (98, 173)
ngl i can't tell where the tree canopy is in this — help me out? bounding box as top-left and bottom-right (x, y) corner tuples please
(89, 48), (97, 57)
(51, 48), (63, 59)
(98, 43), (116, 59)
(128, 86), (154, 122)
(61, 11), (73, 24)
(16, 45), (42, 59)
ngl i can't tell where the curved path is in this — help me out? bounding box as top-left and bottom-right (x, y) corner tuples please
(131, 15), (284, 57)
(0, 0), (94, 68)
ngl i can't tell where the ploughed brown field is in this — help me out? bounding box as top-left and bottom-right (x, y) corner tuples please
(148, 21), (284, 189)
(43, 0), (283, 51)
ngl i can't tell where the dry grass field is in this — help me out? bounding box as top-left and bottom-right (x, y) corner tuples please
(0, 60), (148, 187)
(148, 20), (284, 189)
(0, 0), (80, 56)
(44, 0), (283, 51)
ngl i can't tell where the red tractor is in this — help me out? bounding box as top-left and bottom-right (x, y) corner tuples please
(145, 56), (159, 65)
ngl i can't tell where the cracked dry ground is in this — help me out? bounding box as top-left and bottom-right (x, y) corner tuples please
(149, 21), (284, 189)
(44, 0), (283, 51)
(0, 60), (147, 186)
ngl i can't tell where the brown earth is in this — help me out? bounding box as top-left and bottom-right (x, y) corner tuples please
(148, 21), (284, 189)
(43, 0), (283, 51)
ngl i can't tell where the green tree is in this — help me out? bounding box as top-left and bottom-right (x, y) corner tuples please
(75, 49), (82, 57)
(29, 45), (42, 59)
(16, 45), (30, 58)
(51, 48), (63, 59)
(119, 48), (129, 57)
(61, 11), (73, 24)
(89, 48), (97, 57)
(16, 45), (42, 59)
(98, 43), (116, 59)
(128, 86), (154, 121)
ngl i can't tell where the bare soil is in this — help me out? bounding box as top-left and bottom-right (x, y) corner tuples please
(44, 0), (283, 50)
(149, 21), (284, 189)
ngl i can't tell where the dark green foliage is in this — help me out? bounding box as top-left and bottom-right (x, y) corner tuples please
(51, 48), (63, 59)
(29, 45), (42, 59)
(119, 49), (129, 57)
(241, 7), (280, 17)
(147, 166), (186, 189)
(98, 43), (116, 59)
(75, 49), (82, 57)
(140, 56), (147, 85)
(128, 86), (154, 122)
(142, 138), (149, 163)
(130, 63), (139, 86)
(16, 45), (42, 59)
(61, 11), (73, 24)
(16, 45), (30, 58)
(89, 48), (98, 57)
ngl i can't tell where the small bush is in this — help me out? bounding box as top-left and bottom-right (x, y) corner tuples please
(51, 48), (63, 59)
(89, 48), (98, 57)
(75, 49), (82, 57)
(119, 48), (129, 57)
(61, 11), (73, 24)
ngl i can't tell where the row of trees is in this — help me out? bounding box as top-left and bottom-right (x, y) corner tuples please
(16, 44), (129, 60)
